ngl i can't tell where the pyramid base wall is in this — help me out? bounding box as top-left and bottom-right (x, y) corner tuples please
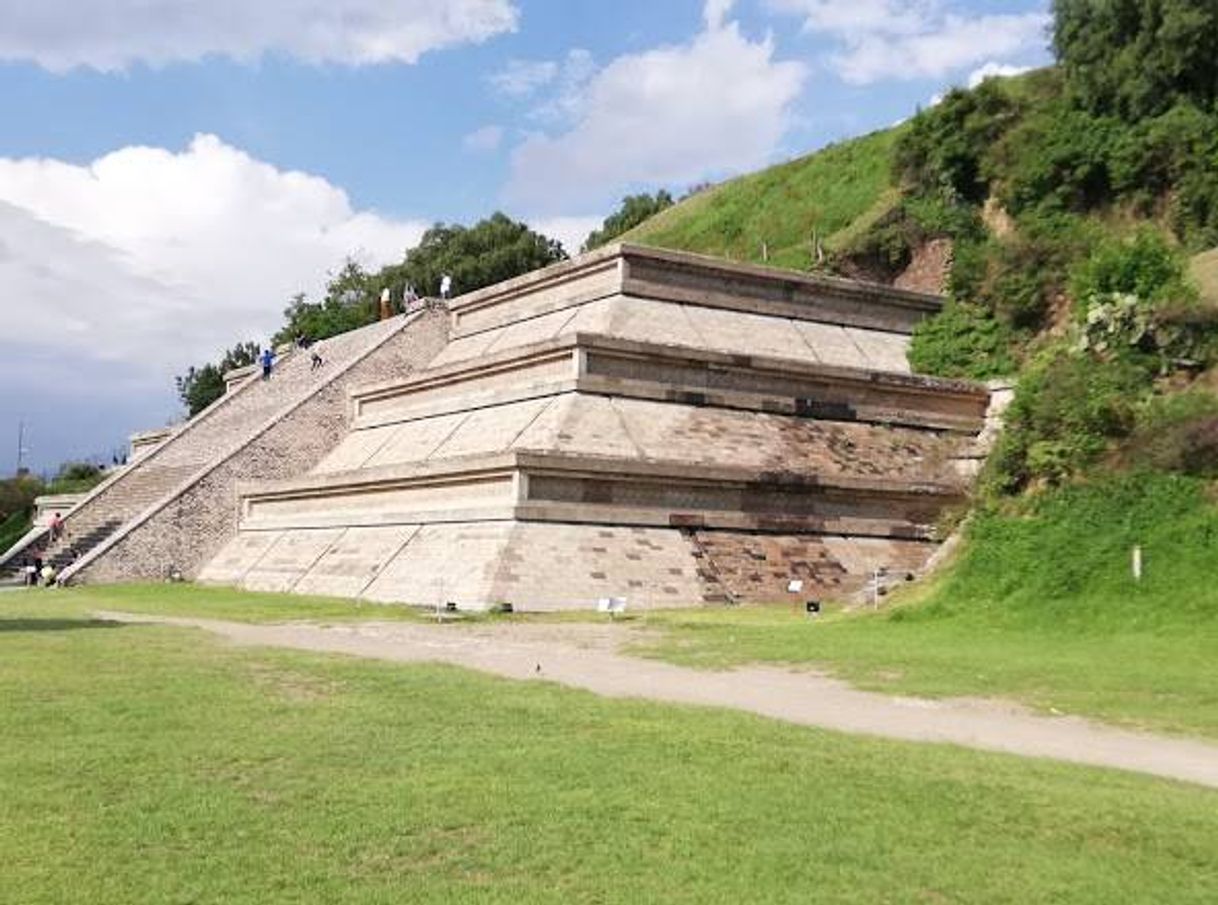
(199, 520), (936, 612)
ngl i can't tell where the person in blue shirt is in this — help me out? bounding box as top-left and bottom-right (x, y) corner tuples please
(260, 347), (276, 380)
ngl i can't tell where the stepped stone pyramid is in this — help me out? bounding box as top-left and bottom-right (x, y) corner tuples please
(1, 313), (448, 582)
(196, 245), (992, 611)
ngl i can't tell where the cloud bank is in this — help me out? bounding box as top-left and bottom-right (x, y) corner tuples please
(506, 1), (806, 213)
(0, 0), (519, 71)
(769, 0), (1048, 83)
(0, 135), (426, 375)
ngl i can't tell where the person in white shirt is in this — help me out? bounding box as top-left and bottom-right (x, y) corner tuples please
(439, 274), (452, 300)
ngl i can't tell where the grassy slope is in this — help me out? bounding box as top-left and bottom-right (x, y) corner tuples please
(624, 128), (901, 269)
(2, 596), (1217, 904)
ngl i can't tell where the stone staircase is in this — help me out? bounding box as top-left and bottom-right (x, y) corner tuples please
(71, 312), (448, 585)
(1, 311), (449, 584)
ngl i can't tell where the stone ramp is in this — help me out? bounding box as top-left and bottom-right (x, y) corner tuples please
(49, 311), (447, 585)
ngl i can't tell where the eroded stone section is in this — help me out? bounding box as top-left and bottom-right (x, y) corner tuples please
(686, 531), (935, 603)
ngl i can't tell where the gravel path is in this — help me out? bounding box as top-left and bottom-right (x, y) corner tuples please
(96, 611), (1218, 789)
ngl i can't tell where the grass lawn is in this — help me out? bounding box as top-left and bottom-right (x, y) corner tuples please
(2, 594), (1217, 904)
(48, 582), (434, 624)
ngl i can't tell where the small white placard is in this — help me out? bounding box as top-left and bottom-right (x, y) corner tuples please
(597, 596), (627, 614)
(787, 580), (804, 594)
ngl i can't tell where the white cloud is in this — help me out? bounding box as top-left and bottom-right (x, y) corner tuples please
(768, 1), (1048, 84)
(528, 216), (603, 255)
(490, 59), (560, 97)
(835, 13), (1048, 83)
(966, 60), (1032, 88)
(0, 0), (519, 71)
(505, 3), (806, 213)
(492, 50), (597, 125)
(528, 50), (598, 123)
(462, 125), (505, 153)
(0, 135), (426, 376)
(769, 0), (932, 36)
(704, 0), (736, 30)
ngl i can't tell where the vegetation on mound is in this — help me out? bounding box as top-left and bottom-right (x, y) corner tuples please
(623, 127), (901, 270)
(582, 190), (674, 251)
(2, 597), (1216, 903)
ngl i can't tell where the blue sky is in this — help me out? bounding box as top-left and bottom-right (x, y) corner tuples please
(0, 0), (1050, 473)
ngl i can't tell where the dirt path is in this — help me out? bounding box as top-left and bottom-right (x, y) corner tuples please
(96, 611), (1218, 790)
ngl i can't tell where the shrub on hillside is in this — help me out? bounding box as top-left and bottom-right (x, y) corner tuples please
(1123, 391), (1218, 477)
(987, 348), (1148, 492)
(1070, 230), (1218, 367)
(894, 80), (1019, 204)
(954, 213), (1095, 332)
(908, 301), (1017, 379)
(998, 104), (1120, 215)
(1071, 229), (1192, 306)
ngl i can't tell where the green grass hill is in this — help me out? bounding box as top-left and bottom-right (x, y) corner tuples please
(625, 127), (902, 271)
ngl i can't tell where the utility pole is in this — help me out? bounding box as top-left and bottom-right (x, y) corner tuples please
(16, 420), (28, 476)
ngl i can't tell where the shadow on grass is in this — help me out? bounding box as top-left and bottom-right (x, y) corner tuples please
(0, 617), (125, 633)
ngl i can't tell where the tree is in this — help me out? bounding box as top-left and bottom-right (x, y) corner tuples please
(582, 191), (675, 251)
(0, 474), (42, 524)
(1053, 0), (1218, 120)
(275, 261), (381, 346)
(175, 340), (260, 417)
(392, 212), (567, 299)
